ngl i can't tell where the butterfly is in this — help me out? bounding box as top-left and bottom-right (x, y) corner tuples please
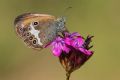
(14, 13), (68, 50)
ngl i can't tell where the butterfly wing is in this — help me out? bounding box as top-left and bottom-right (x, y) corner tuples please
(14, 13), (57, 50)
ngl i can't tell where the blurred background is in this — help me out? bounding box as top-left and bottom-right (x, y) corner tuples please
(0, 0), (120, 80)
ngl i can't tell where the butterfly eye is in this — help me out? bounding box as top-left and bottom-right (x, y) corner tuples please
(26, 32), (31, 37)
(32, 39), (37, 45)
(19, 27), (25, 32)
(32, 21), (39, 26)
(28, 27), (31, 30)
(19, 27), (23, 31)
(29, 36), (33, 40)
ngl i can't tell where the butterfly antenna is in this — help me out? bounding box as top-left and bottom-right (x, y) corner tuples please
(61, 0), (72, 17)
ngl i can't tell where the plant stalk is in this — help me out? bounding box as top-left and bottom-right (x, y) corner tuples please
(66, 72), (71, 80)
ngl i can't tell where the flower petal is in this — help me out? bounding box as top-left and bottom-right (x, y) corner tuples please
(51, 36), (71, 56)
(72, 37), (84, 48)
(61, 44), (70, 53)
(79, 48), (92, 55)
(52, 48), (62, 56)
(64, 37), (72, 45)
(52, 43), (62, 56)
(70, 32), (81, 37)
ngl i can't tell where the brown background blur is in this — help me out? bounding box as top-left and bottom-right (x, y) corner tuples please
(0, 0), (120, 80)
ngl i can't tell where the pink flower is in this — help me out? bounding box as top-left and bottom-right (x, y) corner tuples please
(49, 32), (94, 76)
(50, 32), (93, 57)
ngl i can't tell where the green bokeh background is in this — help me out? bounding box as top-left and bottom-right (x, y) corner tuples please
(0, 0), (120, 80)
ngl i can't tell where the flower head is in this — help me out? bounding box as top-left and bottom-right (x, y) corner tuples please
(51, 32), (93, 57)
(48, 32), (94, 80)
